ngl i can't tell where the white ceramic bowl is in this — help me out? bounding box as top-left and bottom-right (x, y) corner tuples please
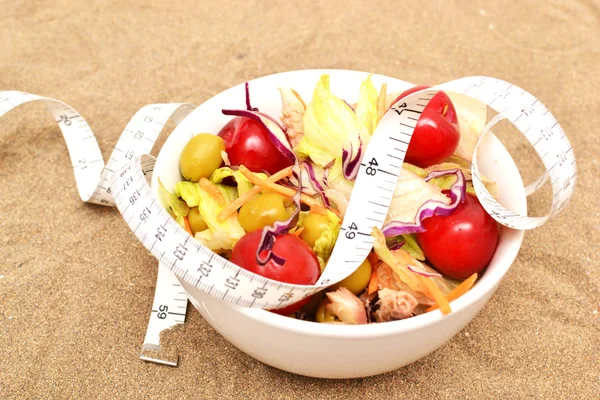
(152, 70), (527, 379)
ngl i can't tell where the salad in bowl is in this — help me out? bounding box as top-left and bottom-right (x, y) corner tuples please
(152, 70), (526, 378)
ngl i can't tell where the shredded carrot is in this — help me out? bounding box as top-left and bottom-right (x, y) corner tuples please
(183, 216), (193, 236)
(367, 262), (380, 294)
(309, 204), (327, 215)
(310, 203), (341, 218)
(291, 227), (304, 237)
(426, 273), (478, 313)
(446, 273), (478, 302)
(217, 166), (293, 221)
(238, 165), (321, 208)
(218, 185), (262, 221)
(198, 178), (227, 207)
(420, 275), (451, 315)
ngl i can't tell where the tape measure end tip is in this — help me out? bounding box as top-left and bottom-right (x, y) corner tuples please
(140, 354), (179, 367)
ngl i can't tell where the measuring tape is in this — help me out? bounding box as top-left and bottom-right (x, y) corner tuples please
(0, 75), (577, 366)
(0, 91), (195, 365)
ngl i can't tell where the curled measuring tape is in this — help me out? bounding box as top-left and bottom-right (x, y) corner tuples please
(108, 76), (577, 310)
(0, 75), (577, 363)
(0, 91), (196, 365)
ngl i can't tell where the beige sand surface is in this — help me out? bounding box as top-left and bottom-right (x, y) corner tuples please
(1, 1), (598, 398)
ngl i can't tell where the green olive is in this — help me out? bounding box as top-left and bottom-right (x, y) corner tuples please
(331, 258), (372, 295)
(187, 206), (207, 234)
(315, 298), (337, 323)
(238, 193), (293, 232)
(179, 134), (225, 182)
(300, 212), (330, 247)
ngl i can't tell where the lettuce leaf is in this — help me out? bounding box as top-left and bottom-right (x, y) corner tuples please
(397, 234), (425, 261)
(195, 229), (239, 253)
(371, 227), (428, 297)
(384, 169), (450, 225)
(326, 157), (354, 200)
(175, 181), (201, 208)
(158, 179), (189, 227)
(216, 183), (238, 204)
(372, 228), (455, 300)
(295, 75), (369, 166)
(446, 91), (487, 162)
(210, 167), (263, 197)
(402, 162), (427, 178)
(194, 178), (245, 251)
(424, 162), (499, 200)
(355, 74), (379, 135)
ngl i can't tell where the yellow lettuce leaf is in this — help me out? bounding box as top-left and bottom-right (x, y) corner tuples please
(194, 178), (245, 251)
(355, 74), (379, 135)
(158, 178), (189, 227)
(209, 167), (263, 197)
(295, 75), (369, 166)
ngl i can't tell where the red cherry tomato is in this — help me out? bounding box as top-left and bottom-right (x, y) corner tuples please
(391, 85), (460, 168)
(217, 116), (293, 174)
(416, 192), (499, 279)
(231, 230), (321, 314)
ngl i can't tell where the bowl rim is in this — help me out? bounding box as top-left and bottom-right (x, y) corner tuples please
(155, 68), (527, 339)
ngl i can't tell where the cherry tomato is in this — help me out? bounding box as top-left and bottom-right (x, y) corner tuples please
(391, 85), (460, 168)
(218, 116), (293, 174)
(231, 230), (321, 314)
(416, 192), (499, 279)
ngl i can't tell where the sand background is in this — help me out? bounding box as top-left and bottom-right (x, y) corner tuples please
(1, 0), (599, 398)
